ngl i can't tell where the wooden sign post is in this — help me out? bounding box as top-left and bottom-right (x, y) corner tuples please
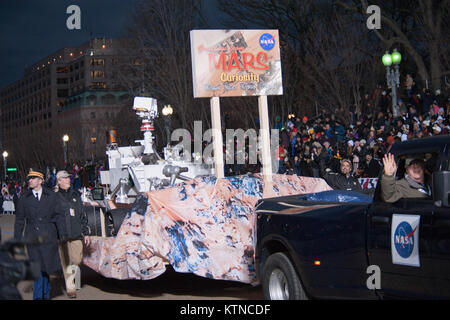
(210, 97), (224, 179)
(258, 95), (273, 182)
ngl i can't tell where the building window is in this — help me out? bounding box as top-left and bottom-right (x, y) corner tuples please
(91, 58), (105, 66)
(90, 112), (96, 119)
(57, 89), (69, 97)
(101, 94), (116, 105)
(87, 95), (97, 106)
(132, 58), (142, 65)
(57, 66), (69, 73)
(91, 70), (105, 78)
(119, 94), (130, 103)
(90, 82), (107, 90)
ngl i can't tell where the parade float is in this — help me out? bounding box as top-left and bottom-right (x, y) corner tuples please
(82, 29), (332, 285)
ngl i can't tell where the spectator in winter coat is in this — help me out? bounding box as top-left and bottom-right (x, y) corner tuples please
(293, 155), (301, 176)
(325, 123), (334, 139)
(429, 101), (440, 116)
(55, 170), (89, 299)
(280, 128), (290, 150)
(422, 89), (434, 114)
(290, 130), (298, 157)
(362, 153), (382, 178)
(381, 154), (431, 203)
(274, 115), (283, 131)
(335, 120), (346, 143)
(319, 157), (363, 192)
(405, 74), (414, 97)
(277, 144), (287, 174)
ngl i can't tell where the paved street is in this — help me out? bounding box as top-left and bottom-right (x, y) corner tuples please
(0, 214), (264, 300)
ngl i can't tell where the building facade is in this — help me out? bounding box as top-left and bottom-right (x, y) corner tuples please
(0, 38), (136, 174)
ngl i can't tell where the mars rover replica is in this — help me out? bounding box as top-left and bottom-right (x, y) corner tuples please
(98, 97), (214, 204)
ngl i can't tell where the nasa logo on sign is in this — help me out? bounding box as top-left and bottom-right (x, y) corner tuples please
(259, 33), (275, 51)
(391, 214), (420, 267)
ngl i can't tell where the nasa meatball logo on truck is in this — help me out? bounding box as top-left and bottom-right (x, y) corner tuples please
(391, 214), (420, 267)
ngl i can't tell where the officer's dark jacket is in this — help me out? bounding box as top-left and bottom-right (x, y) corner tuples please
(55, 188), (89, 240)
(14, 188), (67, 274)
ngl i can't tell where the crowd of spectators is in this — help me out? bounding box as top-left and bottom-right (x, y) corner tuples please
(224, 83), (449, 180)
(273, 86), (449, 180)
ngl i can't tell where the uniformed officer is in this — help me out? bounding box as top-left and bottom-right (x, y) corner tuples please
(55, 170), (89, 299)
(14, 168), (67, 300)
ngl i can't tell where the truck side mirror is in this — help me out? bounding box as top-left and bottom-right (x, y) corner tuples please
(433, 171), (450, 207)
(92, 187), (105, 201)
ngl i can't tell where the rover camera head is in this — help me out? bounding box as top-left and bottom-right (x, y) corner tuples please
(133, 97), (158, 118)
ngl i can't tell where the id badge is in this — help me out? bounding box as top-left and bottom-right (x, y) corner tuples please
(69, 208), (75, 217)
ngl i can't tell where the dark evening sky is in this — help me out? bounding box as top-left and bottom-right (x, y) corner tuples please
(0, 0), (225, 89)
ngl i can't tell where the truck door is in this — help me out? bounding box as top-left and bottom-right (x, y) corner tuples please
(367, 197), (435, 298)
(431, 152), (450, 298)
(432, 205), (450, 298)
(367, 150), (443, 299)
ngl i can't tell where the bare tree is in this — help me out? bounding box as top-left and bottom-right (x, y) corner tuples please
(299, 9), (382, 122)
(337, 0), (450, 91)
(114, 0), (210, 134)
(218, 0), (383, 120)
(218, 0), (320, 120)
(10, 127), (61, 174)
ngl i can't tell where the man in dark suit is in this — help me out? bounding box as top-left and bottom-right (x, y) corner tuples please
(14, 168), (67, 300)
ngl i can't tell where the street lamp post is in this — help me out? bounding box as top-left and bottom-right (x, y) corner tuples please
(63, 134), (69, 164)
(382, 48), (402, 118)
(162, 104), (173, 147)
(2, 151), (8, 181)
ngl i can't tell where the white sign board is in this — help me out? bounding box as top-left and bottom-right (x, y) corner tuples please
(190, 29), (283, 98)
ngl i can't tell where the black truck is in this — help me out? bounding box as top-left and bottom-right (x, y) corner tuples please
(255, 135), (450, 299)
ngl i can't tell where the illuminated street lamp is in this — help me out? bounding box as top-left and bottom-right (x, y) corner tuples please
(382, 48), (402, 117)
(63, 134), (69, 164)
(162, 104), (173, 146)
(2, 151), (8, 180)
